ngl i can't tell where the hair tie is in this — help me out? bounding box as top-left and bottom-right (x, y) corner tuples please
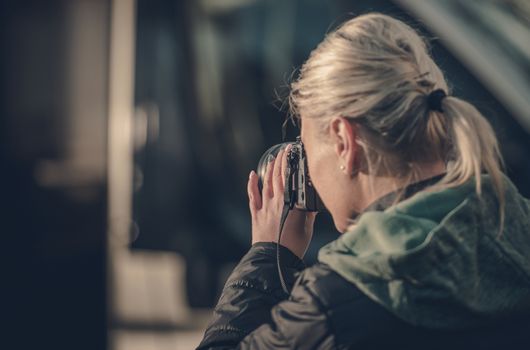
(427, 89), (447, 113)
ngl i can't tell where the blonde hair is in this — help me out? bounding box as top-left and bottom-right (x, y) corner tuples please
(289, 13), (505, 230)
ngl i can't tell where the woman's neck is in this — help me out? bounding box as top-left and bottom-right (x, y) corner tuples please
(346, 161), (446, 221)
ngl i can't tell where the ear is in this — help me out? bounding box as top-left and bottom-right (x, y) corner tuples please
(329, 117), (357, 175)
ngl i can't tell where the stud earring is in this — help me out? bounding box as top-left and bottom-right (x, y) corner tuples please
(340, 165), (346, 171)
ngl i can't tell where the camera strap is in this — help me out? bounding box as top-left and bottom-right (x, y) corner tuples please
(277, 200), (293, 295)
(277, 158), (297, 295)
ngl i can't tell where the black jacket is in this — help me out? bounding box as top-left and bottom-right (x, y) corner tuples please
(197, 175), (530, 349)
(197, 243), (530, 350)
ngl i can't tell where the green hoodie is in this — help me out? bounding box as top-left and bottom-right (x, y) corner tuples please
(318, 175), (530, 330)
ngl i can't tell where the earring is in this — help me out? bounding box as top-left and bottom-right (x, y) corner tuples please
(340, 165), (346, 171)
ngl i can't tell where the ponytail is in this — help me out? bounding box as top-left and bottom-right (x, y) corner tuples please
(438, 97), (505, 234)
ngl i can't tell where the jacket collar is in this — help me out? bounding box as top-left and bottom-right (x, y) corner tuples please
(362, 173), (446, 213)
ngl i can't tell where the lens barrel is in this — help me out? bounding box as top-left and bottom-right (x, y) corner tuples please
(256, 142), (293, 191)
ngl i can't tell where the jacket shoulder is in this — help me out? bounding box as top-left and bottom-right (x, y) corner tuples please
(295, 263), (530, 350)
(294, 263), (365, 306)
(294, 263), (417, 347)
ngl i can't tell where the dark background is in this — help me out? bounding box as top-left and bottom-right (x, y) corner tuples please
(2, 0), (529, 349)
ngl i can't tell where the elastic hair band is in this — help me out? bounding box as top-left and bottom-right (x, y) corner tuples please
(427, 89), (447, 113)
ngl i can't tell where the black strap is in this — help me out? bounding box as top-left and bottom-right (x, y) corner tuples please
(427, 89), (447, 113)
(277, 185), (297, 295)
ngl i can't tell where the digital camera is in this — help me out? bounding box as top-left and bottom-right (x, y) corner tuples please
(257, 136), (326, 212)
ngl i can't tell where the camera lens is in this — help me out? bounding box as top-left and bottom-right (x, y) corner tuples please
(256, 142), (293, 191)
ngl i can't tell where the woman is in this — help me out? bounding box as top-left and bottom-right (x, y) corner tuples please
(197, 13), (530, 349)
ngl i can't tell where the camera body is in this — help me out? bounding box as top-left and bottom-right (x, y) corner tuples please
(257, 137), (326, 212)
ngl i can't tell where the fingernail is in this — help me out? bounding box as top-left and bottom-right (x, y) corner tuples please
(249, 170), (254, 179)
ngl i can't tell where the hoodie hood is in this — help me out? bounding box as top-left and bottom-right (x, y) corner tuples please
(318, 175), (530, 330)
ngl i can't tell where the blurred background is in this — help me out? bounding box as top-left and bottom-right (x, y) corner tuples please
(2, 0), (529, 349)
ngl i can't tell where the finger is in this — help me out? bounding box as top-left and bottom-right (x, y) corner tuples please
(281, 144), (291, 188)
(247, 170), (262, 212)
(273, 148), (285, 197)
(262, 158), (275, 201)
(306, 212), (318, 225)
(305, 212), (317, 235)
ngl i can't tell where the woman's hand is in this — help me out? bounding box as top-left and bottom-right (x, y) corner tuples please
(247, 145), (317, 259)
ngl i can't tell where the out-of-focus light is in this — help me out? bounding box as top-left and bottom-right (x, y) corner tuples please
(200, 0), (258, 15)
